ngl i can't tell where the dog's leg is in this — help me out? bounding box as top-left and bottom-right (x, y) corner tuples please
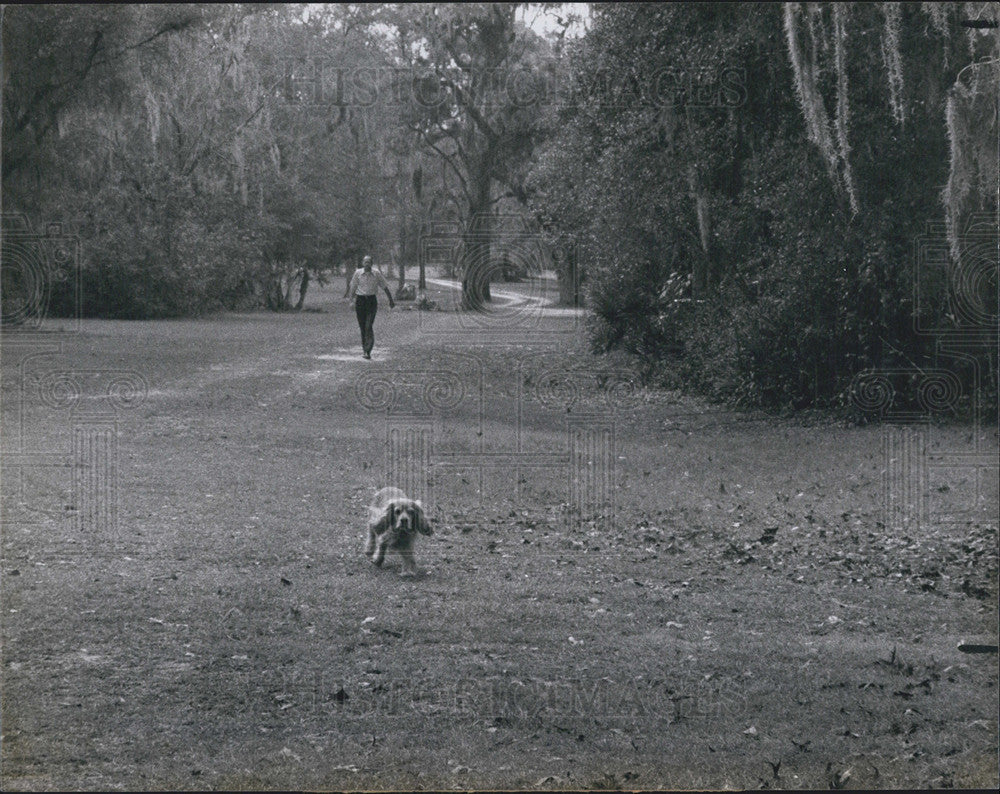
(371, 532), (391, 567)
(399, 548), (418, 576)
(368, 510), (392, 566)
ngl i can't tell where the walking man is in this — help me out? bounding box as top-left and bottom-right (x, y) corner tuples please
(347, 255), (395, 359)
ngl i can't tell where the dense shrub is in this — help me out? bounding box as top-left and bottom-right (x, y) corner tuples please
(532, 3), (997, 411)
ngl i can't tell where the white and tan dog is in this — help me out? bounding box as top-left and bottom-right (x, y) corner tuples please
(364, 487), (432, 575)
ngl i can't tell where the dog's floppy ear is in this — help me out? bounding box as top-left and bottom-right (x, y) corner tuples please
(371, 502), (394, 534)
(413, 501), (433, 535)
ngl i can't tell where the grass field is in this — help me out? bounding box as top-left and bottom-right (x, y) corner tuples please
(2, 275), (997, 790)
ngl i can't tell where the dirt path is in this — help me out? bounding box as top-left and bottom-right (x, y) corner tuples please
(423, 274), (583, 316)
(2, 285), (997, 790)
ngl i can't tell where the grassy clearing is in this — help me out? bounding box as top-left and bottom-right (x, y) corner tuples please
(2, 280), (997, 790)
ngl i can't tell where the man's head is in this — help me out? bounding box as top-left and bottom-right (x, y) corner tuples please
(362, 255), (373, 272)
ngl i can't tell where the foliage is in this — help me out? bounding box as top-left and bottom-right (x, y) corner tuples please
(1, 3), (438, 317)
(527, 2), (998, 409)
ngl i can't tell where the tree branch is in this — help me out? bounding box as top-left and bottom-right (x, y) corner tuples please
(421, 136), (471, 203)
(441, 74), (499, 141)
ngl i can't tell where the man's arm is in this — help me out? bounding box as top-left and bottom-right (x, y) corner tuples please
(347, 270), (358, 300)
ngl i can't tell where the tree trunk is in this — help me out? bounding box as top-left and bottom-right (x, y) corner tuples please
(462, 230), (493, 309)
(295, 268), (309, 310)
(556, 243), (579, 306)
(418, 243), (426, 291)
(688, 164), (710, 299)
(461, 175), (494, 310)
(397, 221), (406, 291)
(265, 269), (285, 311)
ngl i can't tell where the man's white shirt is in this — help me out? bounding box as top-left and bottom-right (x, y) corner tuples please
(349, 268), (389, 298)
